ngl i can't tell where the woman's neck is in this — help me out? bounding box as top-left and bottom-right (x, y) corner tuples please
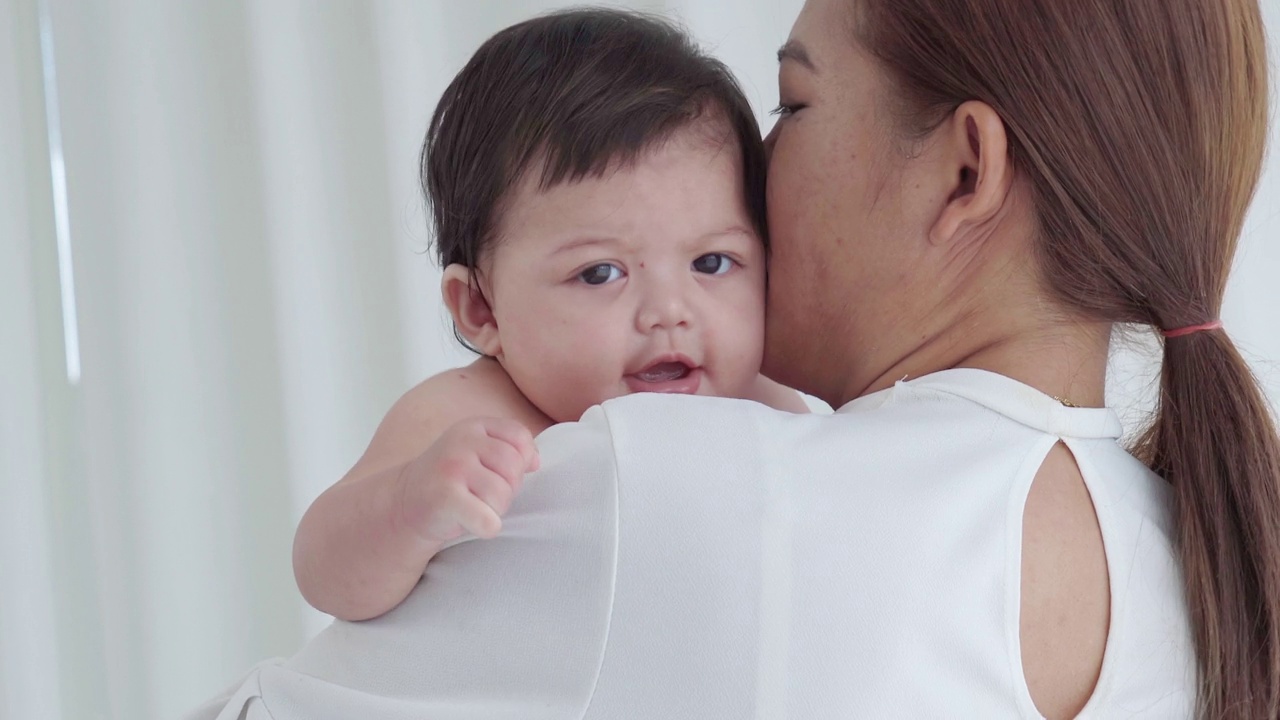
(847, 292), (1112, 409)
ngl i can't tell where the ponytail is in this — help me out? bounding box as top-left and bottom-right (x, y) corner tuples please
(1136, 330), (1280, 718)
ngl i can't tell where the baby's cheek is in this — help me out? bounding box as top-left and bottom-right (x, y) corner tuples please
(734, 282), (768, 342)
(530, 365), (603, 424)
(556, 341), (622, 395)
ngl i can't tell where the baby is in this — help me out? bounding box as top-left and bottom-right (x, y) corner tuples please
(292, 7), (806, 622)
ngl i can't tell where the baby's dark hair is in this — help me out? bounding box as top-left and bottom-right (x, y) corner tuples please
(422, 7), (767, 284)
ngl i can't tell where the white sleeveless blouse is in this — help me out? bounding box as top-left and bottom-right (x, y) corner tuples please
(192, 369), (1195, 720)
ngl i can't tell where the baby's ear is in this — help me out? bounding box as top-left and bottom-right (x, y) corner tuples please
(441, 264), (501, 356)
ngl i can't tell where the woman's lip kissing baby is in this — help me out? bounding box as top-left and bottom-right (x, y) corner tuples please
(624, 353), (703, 395)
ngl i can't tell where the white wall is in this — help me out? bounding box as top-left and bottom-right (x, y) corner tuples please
(1233, 0), (1280, 397)
(0, 1), (1274, 718)
(1106, 0), (1280, 434)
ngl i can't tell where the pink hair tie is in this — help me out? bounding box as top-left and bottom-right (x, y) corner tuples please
(1161, 320), (1224, 339)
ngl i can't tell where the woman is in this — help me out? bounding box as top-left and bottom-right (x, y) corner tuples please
(761, 0), (1276, 717)
(194, 1), (1276, 719)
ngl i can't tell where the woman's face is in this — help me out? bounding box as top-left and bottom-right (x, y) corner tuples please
(763, 0), (946, 406)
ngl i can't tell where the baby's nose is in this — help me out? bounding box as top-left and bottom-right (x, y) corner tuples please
(636, 289), (692, 332)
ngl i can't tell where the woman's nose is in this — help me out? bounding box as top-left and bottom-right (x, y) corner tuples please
(763, 125), (778, 165)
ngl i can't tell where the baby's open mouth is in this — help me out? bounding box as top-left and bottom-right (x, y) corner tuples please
(625, 356), (703, 395)
(635, 361), (692, 383)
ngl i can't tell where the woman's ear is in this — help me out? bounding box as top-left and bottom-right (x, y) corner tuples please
(441, 264), (502, 357)
(930, 101), (1014, 246)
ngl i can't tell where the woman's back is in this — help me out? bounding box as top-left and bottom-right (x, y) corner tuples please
(585, 369), (1192, 718)
(200, 369), (1193, 719)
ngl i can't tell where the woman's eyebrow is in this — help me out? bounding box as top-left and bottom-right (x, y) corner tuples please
(777, 40), (817, 72)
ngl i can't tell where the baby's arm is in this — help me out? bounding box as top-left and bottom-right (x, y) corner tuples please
(293, 358), (551, 622)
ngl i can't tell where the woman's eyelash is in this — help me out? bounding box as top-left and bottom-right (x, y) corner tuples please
(770, 103), (803, 117)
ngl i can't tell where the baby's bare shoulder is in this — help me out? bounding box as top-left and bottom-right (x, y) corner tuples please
(348, 359), (549, 482)
(417, 358), (510, 403)
(409, 358), (551, 434)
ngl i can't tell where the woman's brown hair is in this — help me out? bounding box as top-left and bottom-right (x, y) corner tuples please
(853, 0), (1278, 716)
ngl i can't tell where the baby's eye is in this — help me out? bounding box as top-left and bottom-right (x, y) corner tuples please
(692, 253), (736, 276)
(578, 263), (624, 285)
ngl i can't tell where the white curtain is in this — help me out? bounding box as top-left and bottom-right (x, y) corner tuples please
(1, 0), (1276, 718)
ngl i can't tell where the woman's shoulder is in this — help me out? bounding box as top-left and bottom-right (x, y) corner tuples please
(588, 381), (1044, 459)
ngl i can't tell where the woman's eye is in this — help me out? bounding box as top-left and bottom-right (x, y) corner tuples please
(578, 263), (623, 285)
(692, 253), (736, 276)
(769, 102), (804, 117)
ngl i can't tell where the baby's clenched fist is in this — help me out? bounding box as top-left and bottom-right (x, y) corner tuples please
(398, 417), (540, 544)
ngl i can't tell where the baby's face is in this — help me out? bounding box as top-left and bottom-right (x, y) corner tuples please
(480, 126), (766, 423)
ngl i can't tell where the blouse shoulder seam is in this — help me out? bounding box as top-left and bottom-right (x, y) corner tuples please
(574, 407), (623, 720)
